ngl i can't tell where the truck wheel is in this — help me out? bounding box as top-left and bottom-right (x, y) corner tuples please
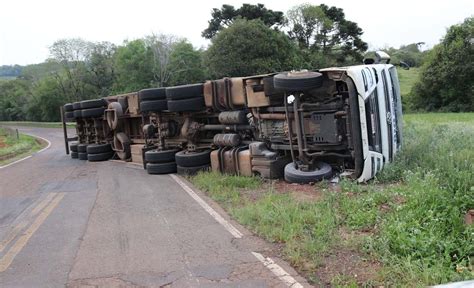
(167, 97), (205, 112)
(138, 88), (166, 101)
(166, 84), (203, 100)
(88, 151), (114, 162)
(175, 150), (211, 167)
(77, 144), (88, 153)
(65, 111), (75, 119)
(274, 71), (323, 92)
(70, 143), (79, 152)
(106, 102), (123, 130)
(71, 151), (79, 159)
(87, 143), (112, 154)
(146, 162), (177, 174)
(64, 103), (74, 112)
(81, 107), (106, 118)
(78, 152), (88, 160)
(177, 164), (210, 176)
(80, 99), (107, 109)
(145, 149), (179, 163)
(284, 162), (332, 184)
(140, 100), (168, 113)
(113, 132), (131, 160)
(73, 110), (82, 118)
(72, 102), (81, 110)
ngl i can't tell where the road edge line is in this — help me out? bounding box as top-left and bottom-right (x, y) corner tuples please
(169, 174), (305, 287)
(169, 174), (243, 238)
(0, 133), (51, 169)
(252, 252), (304, 288)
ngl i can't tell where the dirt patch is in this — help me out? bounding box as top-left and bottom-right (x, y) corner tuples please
(0, 136), (7, 149)
(276, 180), (321, 202)
(313, 248), (381, 286)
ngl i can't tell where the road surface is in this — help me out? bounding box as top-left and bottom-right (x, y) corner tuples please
(0, 127), (309, 287)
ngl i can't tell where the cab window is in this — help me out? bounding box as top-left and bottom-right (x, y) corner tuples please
(365, 89), (382, 153)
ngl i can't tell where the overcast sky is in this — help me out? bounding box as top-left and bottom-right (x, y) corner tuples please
(1, 0), (472, 65)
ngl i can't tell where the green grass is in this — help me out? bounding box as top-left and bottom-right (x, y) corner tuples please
(397, 67), (420, 97)
(397, 67), (420, 111)
(191, 112), (474, 286)
(0, 121), (75, 128)
(0, 127), (44, 165)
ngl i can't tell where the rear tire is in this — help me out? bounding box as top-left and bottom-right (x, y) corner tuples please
(146, 162), (177, 174)
(274, 71), (323, 92)
(166, 84), (203, 100)
(80, 99), (107, 109)
(167, 97), (205, 112)
(87, 143), (112, 154)
(175, 150), (211, 167)
(88, 151), (114, 162)
(81, 107), (105, 118)
(64, 103), (74, 112)
(140, 100), (168, 113)
(70, 143), (79, 152)
(284, 162), (332, 184)
(138, 88), (166, 101)
(145, 149), (179, 163)
(78, 152), (88, 160)
(77, 144), (88, 153)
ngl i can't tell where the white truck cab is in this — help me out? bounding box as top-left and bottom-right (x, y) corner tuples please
(321, 58), (403, 181)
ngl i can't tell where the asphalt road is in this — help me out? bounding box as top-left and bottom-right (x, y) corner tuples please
(0, 127), (309, 287)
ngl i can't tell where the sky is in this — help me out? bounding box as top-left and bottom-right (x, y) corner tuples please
(1, 0), (472, 65)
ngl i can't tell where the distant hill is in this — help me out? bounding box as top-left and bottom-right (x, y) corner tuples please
(0, 65), (23, 78)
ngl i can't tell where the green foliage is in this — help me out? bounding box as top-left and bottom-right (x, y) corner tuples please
(112, 39), (154, 93)
(29, 77), (65, 121)
(287, 4), (368, 64)
(411, 17), (474, 112)
(0, 79), (31, 121)
(205, 19), (301, 77)
(167, 41), (206, 86)
(202, 3), (285, 39)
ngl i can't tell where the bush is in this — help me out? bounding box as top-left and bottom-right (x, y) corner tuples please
(411, 17), (474, 112)
(204, 19), (301, 78)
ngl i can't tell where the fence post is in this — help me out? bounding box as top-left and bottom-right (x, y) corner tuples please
(16, 129), (19, 140)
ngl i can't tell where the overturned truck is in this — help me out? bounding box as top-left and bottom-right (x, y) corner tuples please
(62, 55), (403, 183)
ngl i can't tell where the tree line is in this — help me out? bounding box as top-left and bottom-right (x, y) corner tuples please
(0, 4), (472, 122)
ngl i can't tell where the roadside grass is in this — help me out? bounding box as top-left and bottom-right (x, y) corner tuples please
(0, 121), (75, 128)
(191, 112), (474, 286)
(0, 127), (44, 165)
(397, 67), (420, 111)
(397, 67), (420, 98)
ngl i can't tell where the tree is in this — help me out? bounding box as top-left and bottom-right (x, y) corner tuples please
(86, 42), (116, 97)
(411, 17), (474, 112)
(145, 33), (181, 87)
(28, 77), (64, 121)
(202, 3), (285, 39)
(0, 79), (31, 121)
(49, 38), (94, 102)
(205, 19), (301, 78)
(167, 41), (206, 86)
(287, 4), (367, 64)
(113, 39), (154, 93)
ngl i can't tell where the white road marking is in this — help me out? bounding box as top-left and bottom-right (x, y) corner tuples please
(0, 133), (51, 169)
(170, 174), (305, 287)
(252, 252), (304, 288)
(170, 174), (243, 238)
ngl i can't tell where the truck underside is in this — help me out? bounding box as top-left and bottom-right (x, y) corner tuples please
(64, 66), (399, 183)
